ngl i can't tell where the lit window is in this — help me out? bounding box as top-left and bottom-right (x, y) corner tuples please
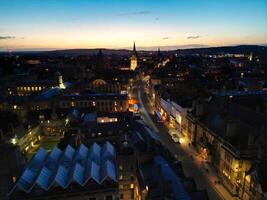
(93, 101), (96, 106)
(11, 137), (17, 144)
(119, 175), (123, 180)
(130, 183), (134, 189)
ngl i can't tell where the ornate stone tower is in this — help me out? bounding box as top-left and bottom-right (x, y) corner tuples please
(57, 72), (64, 89)
(130, 42), (138, 71)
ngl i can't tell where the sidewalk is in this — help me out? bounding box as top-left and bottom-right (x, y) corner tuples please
(169, 124), (237, 200)
(137, 82), (238, 200)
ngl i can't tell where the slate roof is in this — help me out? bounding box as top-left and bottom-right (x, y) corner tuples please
(138, 156), (192, 200)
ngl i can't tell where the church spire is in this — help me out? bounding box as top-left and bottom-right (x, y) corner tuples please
(157, 47), (161, 58)
(130, 41), (138, 71)
(133, 41), (136, 52)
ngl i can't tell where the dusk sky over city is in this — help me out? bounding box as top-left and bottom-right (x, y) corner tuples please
(0, 0), (267, 51)
(1, 1), (267, 200)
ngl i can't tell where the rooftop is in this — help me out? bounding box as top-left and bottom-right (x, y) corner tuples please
(9, 142), (117, 196)
(138, 156), (191, 200)
(59, 93), (128, 101)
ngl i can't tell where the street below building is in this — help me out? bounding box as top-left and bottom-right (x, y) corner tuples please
(131, 78), (237, 200)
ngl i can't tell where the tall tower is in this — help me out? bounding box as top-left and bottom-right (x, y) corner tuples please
(57, 72), (65, 89)
(157, 47), (161, 58)
(130, 42), (138, 71)
(248, 52), (253, 62)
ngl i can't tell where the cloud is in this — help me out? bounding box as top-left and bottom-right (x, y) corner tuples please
(116, 10), (151, 16)
(0, 36), (16, 40)
(187, 35), (200, 39)
(162, 37), (171, 40)
(133, 44), (209, 51)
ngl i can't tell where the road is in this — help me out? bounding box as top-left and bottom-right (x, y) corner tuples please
(131, 78), (236, 200)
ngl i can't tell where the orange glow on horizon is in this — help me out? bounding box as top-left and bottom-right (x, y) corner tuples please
(1, 31), (267, 51)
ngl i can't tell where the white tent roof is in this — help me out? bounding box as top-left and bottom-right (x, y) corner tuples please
(10, 142), (117, 194)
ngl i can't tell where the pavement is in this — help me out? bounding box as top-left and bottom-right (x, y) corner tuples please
(131, 79), (237, 200)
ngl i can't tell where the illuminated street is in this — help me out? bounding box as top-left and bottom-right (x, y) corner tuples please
(132, 78), (236, 200)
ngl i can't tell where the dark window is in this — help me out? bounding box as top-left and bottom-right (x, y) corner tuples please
(105, 196), (113, 200)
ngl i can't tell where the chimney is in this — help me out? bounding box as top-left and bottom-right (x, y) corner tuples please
(247, 132), (254, 146)
(195, 100), (204, 117)
(226, 120), (237, 138)
(0, 129), (4, 141)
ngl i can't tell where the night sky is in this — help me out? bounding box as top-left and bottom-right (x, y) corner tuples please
(0, 0), (267, 51)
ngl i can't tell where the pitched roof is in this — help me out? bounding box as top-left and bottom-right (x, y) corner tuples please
(9, 142), (117, 195)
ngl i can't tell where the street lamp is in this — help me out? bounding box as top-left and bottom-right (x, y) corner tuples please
(11, 135), (18, 145)
(241, 172), (249, 199)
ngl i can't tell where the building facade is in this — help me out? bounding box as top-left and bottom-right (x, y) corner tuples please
(184, 98), (267, 200)
(57, 94), (128, 113)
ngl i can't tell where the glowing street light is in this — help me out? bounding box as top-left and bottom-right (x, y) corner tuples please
(11, 135), (18, 144)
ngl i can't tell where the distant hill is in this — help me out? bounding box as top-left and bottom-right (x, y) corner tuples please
(0, 45), (266, 57)
(43, 48), (133, 56)
(175, 45), (267, 55)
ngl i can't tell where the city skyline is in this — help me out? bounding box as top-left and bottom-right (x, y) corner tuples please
(1, 2), (267, 199)
(0, 0), (267, 51)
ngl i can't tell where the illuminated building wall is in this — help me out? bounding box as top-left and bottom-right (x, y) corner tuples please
(184, 114), (265, 199)
(117, 146), (136, 200)
(58, 94), (129, 113)
(130, 42), (138, 71)
(69, 79), (125, 94)
(16, 85), (47, 96)
(130, 55), (138, 71)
